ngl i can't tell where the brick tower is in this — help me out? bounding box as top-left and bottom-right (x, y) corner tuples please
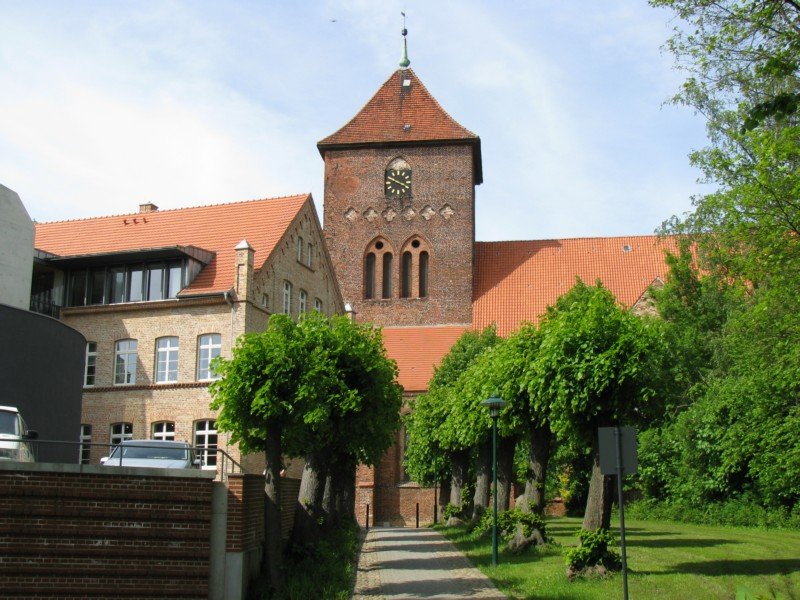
(318, 64), (482, 326)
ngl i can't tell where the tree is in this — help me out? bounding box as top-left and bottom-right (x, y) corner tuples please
(530, 280), (664, 531)
(210, 313), (402, 580)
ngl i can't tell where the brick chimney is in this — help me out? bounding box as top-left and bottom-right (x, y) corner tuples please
(234, 239), (255, 301)
(139, 202), (158, 213)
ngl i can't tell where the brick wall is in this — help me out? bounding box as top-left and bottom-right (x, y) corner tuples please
(225, 474), (302, 552)
(323, 145), (475, 326)
(0, 463), (215, 600)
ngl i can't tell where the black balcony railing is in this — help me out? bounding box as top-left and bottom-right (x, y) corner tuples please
(29, 297), (61, 318)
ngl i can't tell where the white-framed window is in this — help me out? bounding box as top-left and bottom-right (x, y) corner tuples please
(197, 333), (222, 381)
(297, 236), (304, 262)
(155, 337), (179, 383)
(283, 281), (292, 315)
(194, 420), (218, 468)
(307, 241), (313, 267)
(79, 424), (92, 464)
(110, 422), (133, 446)
(299, 289), (307, 314)
(261, 293), (269, 308)
(84, 342), (97, 387)
(114, 339), (137, 385)
(314, 298), (323, 313)
(152, 421), (175, 441)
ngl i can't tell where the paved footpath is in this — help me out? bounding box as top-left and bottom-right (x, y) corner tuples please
(352, 527), (507, 599)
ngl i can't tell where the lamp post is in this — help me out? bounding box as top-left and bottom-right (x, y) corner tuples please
(481, 396), (506, 567)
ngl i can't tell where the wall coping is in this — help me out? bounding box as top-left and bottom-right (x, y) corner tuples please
(0, 460), (216, 479)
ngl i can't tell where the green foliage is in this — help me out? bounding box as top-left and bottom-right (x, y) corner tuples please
(473, 507), (548, 543)
(443, 503), (462, 521)
(564, 528), (621, 574)
(626, 498), (800, 530)
(210, 312), (402, 464)
(528, 280), (665, 444)
(266, 521), (359, 600)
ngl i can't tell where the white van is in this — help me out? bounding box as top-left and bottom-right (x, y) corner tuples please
(0, 406), (37, 462)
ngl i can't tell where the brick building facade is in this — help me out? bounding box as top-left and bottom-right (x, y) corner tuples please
(33, 195), (343, 472)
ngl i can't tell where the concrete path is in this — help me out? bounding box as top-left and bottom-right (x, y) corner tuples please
(352, 527), (507, 599)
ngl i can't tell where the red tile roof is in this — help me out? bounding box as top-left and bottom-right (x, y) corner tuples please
(473, 236), (677, 336)
(319, 69), (478, 147)
(381, 325), (469, 392)
(34, 195), (310, 296)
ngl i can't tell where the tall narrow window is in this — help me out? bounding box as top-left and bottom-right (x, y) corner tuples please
(128, 267), (144, 302)
(283, 281), (292, 315)
(297, 236), (304, 262)
(419, 251), (429, 298)
(401, 252), (412, 298)
(114, 339), (137, 385)
(167, 261), (183, 298)
(84, 342), (97, 387)
(197, 334), (221, 381)
(307, 242), (313, 267)
(110, 267), (126, 303)
(382, 253), (393, 298)
(314, 298), (323, 313)
(68, 270), (87, 306)
(79, 424), (92, 464)
(364, 253), (376, 299)
(148, 265), (164, 301)
(152, 421), (175, 441)
(155, 337), (179, 383)
(110, 422), (133, 447)
(299, 290), (307, 314)
(195, 420), (218, 468)
(89, 268), (105, 305)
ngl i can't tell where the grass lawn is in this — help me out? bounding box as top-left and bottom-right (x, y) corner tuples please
(436, 516), (800, 599)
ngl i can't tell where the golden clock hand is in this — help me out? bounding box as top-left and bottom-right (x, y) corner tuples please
(387, 177), (409, 188)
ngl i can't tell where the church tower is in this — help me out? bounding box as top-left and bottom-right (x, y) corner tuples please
(318, 38), (482, 327)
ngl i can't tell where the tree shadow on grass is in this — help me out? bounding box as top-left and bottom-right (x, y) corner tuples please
(627, 537), (739, 548)
(640, 559), (800, 577)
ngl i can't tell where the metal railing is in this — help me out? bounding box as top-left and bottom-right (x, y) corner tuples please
(29, 296), (61, 318)
(20, 438), (247, 481)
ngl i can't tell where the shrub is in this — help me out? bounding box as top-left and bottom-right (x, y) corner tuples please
(473, 507), (548, 543)
(625, 498), (800, 530)
(443, 503), (462, 521)
(564, 528), (621, 578)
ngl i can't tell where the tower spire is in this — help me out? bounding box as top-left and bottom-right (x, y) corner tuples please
(399, 12), (410, 69)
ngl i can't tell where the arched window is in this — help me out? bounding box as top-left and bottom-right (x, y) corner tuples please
(419, 251), (429, 298)
(364, 237), (395, 300)
(364, 253), (376, 299)
(382, 253), (393, 298)
(401, 252), (412, 298)
(399, 236), (432, 299)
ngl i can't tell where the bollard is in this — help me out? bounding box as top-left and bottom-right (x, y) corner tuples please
(366, 503), (370, 530)
(416, 503), (419, 528)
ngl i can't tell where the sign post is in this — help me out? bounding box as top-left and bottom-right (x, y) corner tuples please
(598, 426), (637, 600)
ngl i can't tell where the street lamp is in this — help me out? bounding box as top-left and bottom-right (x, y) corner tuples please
(481, 396), (506, 567)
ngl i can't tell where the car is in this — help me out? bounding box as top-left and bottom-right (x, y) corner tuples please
(100, 439), (200, 469)
(0, 406), (38, 463)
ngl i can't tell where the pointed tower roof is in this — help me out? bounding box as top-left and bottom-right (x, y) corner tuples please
(318, 69), (483, 184)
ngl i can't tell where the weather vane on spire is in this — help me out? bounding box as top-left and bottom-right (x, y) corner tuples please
(399, 11), (410, 69)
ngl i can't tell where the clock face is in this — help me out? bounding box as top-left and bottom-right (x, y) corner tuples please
(385, 169), (412, 198)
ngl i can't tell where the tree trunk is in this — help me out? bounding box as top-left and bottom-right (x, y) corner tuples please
(523, 425), (552, 514)
(472, 439), (491, 521)
(448, 449), (469, 523)
(334, 463), (356, 522)
(437, 477), (450, 523)
(292, 450), (329, 546)
(582, 433), (613, 531)
(263, 426), (283, 591)
(497, 436), (515, 512)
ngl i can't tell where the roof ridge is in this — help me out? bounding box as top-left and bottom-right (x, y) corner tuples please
(476, 234), (666, 244)
(37, 193), (311, 225)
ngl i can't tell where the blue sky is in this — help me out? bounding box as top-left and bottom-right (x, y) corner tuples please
(0, 1), (708, 241)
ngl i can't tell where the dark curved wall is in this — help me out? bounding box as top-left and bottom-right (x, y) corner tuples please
(0, 304), (84, 462)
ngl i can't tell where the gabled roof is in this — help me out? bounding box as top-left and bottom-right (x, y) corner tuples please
(318, 69), (482, 183)
(473, 236), (677, 336)
(34, 195), (310, 296)
(381, 325), (469, 392)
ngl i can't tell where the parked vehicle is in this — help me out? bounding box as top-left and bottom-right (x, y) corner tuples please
(100, 439), (200, 469)
(0, 406), (37, 462)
